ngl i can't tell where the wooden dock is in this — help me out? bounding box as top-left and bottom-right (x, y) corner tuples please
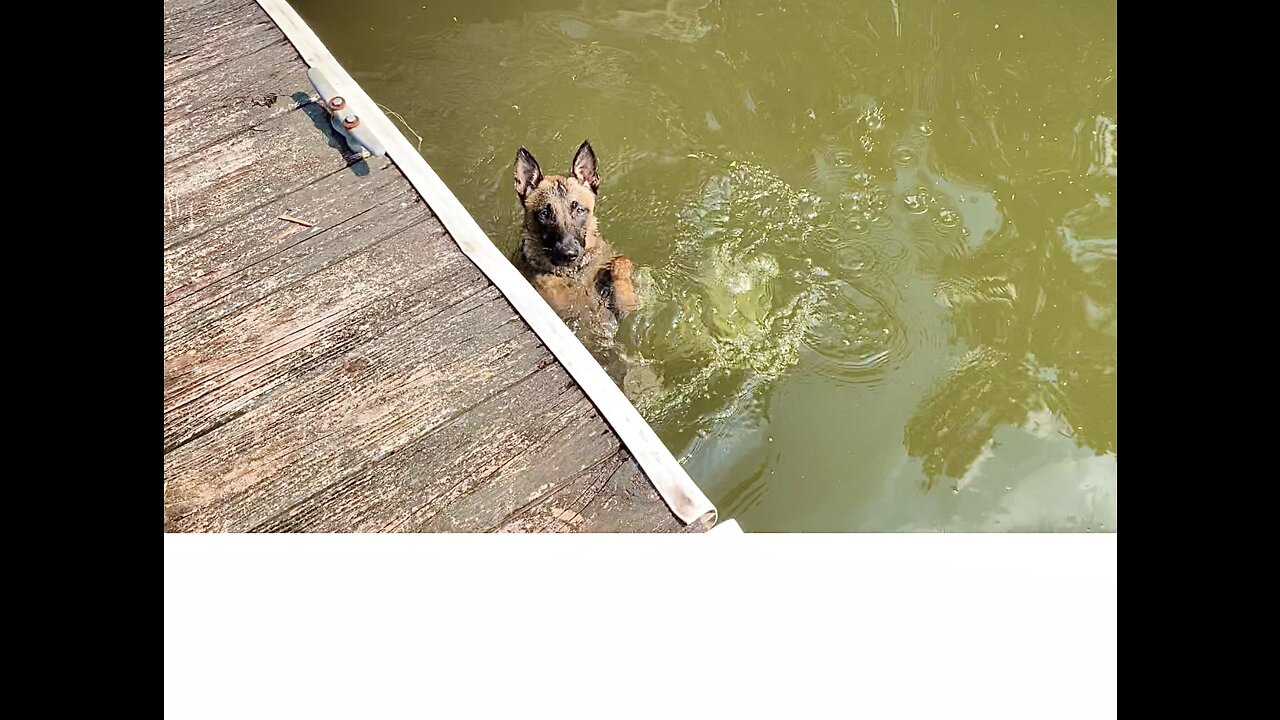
(163, 0), (709, 532)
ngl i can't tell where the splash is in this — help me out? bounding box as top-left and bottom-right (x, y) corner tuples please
(613, 158), (911, 428)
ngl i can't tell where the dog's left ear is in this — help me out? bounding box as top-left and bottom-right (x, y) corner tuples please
(571, 139), (600, 194)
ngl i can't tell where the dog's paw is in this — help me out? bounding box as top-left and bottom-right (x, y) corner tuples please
(611, 256), (634, 278)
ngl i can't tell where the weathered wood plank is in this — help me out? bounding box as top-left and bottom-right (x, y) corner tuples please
(496, 451), (693, 533)
(163, 0), (253, 48)
(495, 451), (624, 533)
(576, 462), (709, 532)
(252, 358), (673, 533)
(164, 172), (423, 345)
(164, 38), (310, 163)
(420, 397), (627, 532)
(164, 159), (405, 299)
(163, 216), (476, 450)
(494, 451), (630, 532)
(164, 0), (247, 20)
(164, 292), (547, 531)
(164, 1), (280, 85)
(250, 360), (601, 532)
(163, 105), (360, 247)
(491, 451), (636, 533)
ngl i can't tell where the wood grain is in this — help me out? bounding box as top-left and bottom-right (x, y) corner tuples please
(164, 37), (310, 163)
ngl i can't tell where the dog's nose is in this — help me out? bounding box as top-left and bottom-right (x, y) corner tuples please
(557, 238), (580, 259)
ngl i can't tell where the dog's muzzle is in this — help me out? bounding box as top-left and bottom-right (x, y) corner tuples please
(552, 236), (582, 264)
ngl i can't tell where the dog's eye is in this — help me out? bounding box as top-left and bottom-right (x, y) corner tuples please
(537, 207), (552, 222)
(570, 201), (586, 216)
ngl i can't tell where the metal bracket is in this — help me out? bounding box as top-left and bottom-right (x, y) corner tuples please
(306, 66), (386, 158)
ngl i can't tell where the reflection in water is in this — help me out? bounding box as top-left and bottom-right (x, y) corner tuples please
(295, 0), (1118, 531)
(908, 134), (1117, 493)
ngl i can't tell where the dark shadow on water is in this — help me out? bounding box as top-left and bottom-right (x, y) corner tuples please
(292, 92), (370, 177)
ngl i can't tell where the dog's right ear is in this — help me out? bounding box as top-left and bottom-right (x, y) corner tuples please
(514, 147), (543, 200)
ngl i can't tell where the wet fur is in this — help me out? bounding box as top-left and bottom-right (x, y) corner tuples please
(514, 140), (638, 323)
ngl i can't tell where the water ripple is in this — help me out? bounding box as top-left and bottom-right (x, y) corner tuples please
(801, 280), (909, 386)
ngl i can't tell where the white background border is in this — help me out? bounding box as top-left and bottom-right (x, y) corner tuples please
(164, 535), (1117, 719)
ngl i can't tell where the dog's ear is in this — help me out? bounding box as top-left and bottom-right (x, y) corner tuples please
(514, 147), (543, 200)
(571, 140), (600, 194)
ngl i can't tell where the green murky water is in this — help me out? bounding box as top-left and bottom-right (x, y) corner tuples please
(294, 0), (1117, 531)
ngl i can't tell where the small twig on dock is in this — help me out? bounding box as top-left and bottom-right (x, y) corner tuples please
(278, 213), (316, 227)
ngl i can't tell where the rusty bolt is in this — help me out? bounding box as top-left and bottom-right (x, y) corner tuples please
(328, 96), (346, 111)
(342, 114), (360, 130)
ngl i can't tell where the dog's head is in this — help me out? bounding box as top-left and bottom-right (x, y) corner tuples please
(514, 140), (601, 267)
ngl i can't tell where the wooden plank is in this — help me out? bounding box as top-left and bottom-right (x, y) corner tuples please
(488, 451), (637, 533)
(164, 291), (549, 532)
(243, 335), (685, 533)
(250, 360), (607, 532)
(578, 462), (710, 533)
(497, 453), (698, 533)
(163, 217), (477, 450)
(164, 0), (248, 20)
(419, 396), (629, 533)
(164, 159), (404, 299)
(163, 105), (360, 248)
(494, 450), (631, 533)
(163, 171), (423, 345)
(163, 0), (253, 48)
(164, 37), (309, 163)
(164, 0), (280, 85)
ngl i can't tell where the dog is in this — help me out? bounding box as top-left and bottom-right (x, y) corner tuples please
(513, 140), (639, 327)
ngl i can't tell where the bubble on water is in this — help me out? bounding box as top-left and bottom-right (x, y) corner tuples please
(903, 187), (935, 214)
(841, 181), (890, 227)
(934, 208), (961, 228)
(892, 146), (917, 165)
